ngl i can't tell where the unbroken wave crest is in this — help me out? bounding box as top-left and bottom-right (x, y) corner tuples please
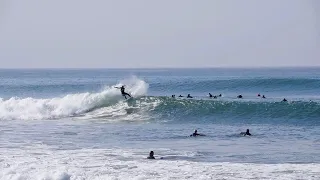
(149, 97), (320, 122)
(150, 78), (320, 93)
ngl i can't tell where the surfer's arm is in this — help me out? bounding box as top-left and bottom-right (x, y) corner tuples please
(114, 85), (126, 89)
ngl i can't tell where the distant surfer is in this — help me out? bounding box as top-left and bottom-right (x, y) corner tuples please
(209, 93), (217, 98)
(237, 95), (243, 98)
(147, 151), (155, 159)
(115, 85), (131, 99)
(172, 95), (175, 98)
(190, 130), (205, 137)
(262, 95), (266, 98)
(178, 95), (183, 97)
(240, 129), (251, 136)
(187, 94), (193, 98)
(282, 98), (287, 102)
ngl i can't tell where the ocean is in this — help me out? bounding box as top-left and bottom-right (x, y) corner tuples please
(0, 68), (319, 180)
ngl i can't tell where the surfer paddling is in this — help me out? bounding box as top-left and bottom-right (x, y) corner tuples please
(190, 130), (206, 137)
(115, 85), (131, 99)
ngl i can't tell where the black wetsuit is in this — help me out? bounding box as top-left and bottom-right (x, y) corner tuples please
(120, 86), (131, 99)
(191, 132), (200, 136)
(187, 95), (193, 98)
(190, 130), (203, 137)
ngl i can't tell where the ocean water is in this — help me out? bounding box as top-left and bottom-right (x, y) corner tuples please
(0, 68), (320, 180)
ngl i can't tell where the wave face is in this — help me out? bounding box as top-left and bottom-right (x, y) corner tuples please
(148, 97), (320, 124)
(1, 94), (319, 125)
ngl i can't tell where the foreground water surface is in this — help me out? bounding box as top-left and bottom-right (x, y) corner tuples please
(1, 68), (319, 179)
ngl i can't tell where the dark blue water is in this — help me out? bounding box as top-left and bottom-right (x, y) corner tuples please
(1, 68), (320, 98)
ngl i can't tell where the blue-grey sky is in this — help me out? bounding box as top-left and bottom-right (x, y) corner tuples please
(0, 0), (319, 68)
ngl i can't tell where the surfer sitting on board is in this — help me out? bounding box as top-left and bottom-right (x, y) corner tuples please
(240, 129), (251, 136)
(115, 85), (131, 99)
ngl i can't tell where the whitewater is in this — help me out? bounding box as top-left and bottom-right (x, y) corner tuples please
(0, 68), (320, 180)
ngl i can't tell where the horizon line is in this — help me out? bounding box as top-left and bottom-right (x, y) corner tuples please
(1, 65), (320, 70)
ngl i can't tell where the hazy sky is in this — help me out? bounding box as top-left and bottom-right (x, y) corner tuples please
(0, 0), (319, 68)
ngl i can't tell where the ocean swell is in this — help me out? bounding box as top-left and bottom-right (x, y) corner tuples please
(148, 97), (320, 123)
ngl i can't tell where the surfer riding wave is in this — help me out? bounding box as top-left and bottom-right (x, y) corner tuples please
(115, 85), (132, 99)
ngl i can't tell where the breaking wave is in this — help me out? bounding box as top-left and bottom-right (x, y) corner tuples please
(0, 77), (149, 120)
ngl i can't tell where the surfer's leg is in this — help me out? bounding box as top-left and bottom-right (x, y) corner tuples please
(121, 93), (127, 99)
(125, 92), (131, 97)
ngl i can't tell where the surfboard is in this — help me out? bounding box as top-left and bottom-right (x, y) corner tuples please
(126, 97), (134, 101)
